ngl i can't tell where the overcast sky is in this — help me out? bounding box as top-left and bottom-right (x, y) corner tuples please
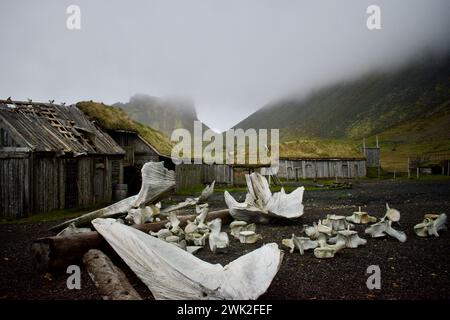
(1, 0), (449, 131)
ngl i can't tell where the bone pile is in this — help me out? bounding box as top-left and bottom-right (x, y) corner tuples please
(282, 203), (409, 259)
(53, 161), (215, 237)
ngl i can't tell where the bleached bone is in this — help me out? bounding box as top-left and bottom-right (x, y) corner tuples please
(230, 220), (257, 239)
(185, 232), (209, 246)
(346, 207), (377, 224)
(150, 228), (173, 240)
(166, 212), (184, 236)
(322, 215), (353, 233)
(329, 228), (367, 248)
(186, 246), (203, 255)
(198, 181), (215, 204)
(282, 234), (318, 254)
(365, 220), (407, 242)
(160, 182), (215, 215)
(305, 221), (332, 240)
(208, 218), (229, 253)
(224, 173), (304, 223)
(125, 204), (160, 225)
(92, 218), (283, 300)
(50, 162), (175, 231)
(314, 245), (339, 259)
(56, 223), (92, 237)
(385, 203), (400, 222)
(184, 204), (211, 234)
(239, 230), (262, 244)
(414, 213), (447, 237)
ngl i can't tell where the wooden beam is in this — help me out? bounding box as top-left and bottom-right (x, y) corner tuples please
(83, 249), (142, 300)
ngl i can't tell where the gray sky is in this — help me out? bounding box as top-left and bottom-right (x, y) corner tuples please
(1, 0), (449, 132)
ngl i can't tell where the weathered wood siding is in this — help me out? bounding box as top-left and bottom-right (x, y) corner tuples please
(175, 163), (232, 189)
(278, 159), (367, 179)
(0, 152), (30, 219)
(0, 154), (123, 219)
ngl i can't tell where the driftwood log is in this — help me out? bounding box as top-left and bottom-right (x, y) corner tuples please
(83, 249), (142, 300)
(32, 209), (230, 272)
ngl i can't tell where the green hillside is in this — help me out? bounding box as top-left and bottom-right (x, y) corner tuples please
(77, 101), (174, 156)
(234, 54), (450, 171)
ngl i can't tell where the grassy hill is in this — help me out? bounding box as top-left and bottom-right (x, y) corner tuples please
(77, 101), (174, 156)
(234, 54), (450, 171)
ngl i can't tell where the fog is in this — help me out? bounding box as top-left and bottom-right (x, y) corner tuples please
(1, 0), (449, 131)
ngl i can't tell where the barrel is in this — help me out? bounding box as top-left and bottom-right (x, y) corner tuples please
(113, 184), (128, 201)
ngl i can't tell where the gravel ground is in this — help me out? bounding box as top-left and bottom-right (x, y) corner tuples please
(1, 179), (449, 300)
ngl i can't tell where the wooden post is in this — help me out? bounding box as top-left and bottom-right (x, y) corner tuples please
(407, 158), (410, 179)
(416, 167), (419, 179)
(83, 249), (142, 300)
(393, 171), (396, 180)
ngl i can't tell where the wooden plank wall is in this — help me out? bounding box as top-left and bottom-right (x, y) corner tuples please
(175, 163), (233, 189)
(280, 159), (367, 180)
(0, 154), (30, 219)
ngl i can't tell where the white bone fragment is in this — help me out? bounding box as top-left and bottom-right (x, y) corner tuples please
(230, 221), (248, 239)
(160, 182), (215, 216)
(166, 212), (184, 236)
(150, 228), (173, 240)
(345, 207), (377, 224)
(56, 223), (92, 237)
(305, 221), (332, 240)
(329, 228), (367, 248)
(282, 234), (318, 254)
(208, 218), (229, 253)
(239, 230), (262, 244)
(165, 235), (181, 243)
(50, 161), (175, 231)
(92, 218), (283, 300)
(414, 213), (447, 237)
(198, 181), (215, 204)
(281, 238), (295, 253)
(125, 205), (159, 225)
(224, 173), (304, 223)
(314, 246), (338, 259)
(322, 214), (353, 232)
(185, 232), (209, 246)
(365, 220), (407, 242)
(186, 246), (203, 255)
(132, 162), (176, 208)
(385, 203), (400, 222)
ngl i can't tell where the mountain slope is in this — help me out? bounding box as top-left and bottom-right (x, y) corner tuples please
(234, 55), (450, 141)
(114, 94), (209, 136)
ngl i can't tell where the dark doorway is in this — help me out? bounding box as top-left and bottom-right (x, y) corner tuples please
(65, 159), (78, 208)
(124, 166), (141, 195)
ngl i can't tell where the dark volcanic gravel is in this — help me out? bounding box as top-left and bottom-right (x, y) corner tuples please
(1, 179), (449, 300)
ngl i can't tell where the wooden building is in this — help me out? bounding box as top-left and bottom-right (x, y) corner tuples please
(0, 100), (125, 219)
(277, 157), (367, 180)
(108, 130), (174, 195)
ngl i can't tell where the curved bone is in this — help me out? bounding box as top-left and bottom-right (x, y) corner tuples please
(224, 173), (304, 223)
(208, 218), (229, 253)
(92, 218), (283, 300)
(126, 204), (160, 225)
(305, 221), (332, 240)
(50, 162), (175, 231)
(414, 213), (447, 237)
(198, 181), (215, 204)
(346, 207), (377, 224)
(365, 220), (407, 242)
